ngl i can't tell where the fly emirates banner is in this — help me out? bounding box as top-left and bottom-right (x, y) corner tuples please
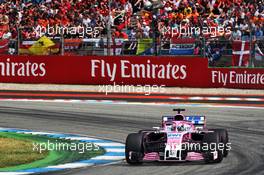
(0, 55), (263, 89)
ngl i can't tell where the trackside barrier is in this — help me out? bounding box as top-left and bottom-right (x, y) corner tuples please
(0, 55), (263, 89)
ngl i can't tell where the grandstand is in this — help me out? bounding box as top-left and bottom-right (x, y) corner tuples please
(0, 0), (263, 67)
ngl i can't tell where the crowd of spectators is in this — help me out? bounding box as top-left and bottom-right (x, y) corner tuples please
(0, 0), (263, 41)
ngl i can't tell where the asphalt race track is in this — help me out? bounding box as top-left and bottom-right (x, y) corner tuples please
(0, 101), (263, 175)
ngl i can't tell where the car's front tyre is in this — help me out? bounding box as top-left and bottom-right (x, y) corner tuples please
(203, 132), (224, 163)
(125, 133), (144, 165)
(210, 129), (229, 157)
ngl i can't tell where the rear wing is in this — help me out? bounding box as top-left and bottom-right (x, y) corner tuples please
(185, 116), (206, 129)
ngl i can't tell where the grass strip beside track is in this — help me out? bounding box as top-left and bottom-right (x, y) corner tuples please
(0, 132), (105, 172)
(0, 137), (48, 168)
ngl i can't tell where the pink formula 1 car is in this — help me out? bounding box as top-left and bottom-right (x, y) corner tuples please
(125, 109), (230, 164)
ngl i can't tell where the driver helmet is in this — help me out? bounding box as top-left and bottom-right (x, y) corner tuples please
(177, 124), (190, 132)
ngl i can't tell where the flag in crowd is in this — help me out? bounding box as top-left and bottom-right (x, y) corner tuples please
(255, 43), (264, 61)
(136, 39), (153, 55)
(169, 38), (195, 55)
(19, 36), (60, 55)
(232, 41), (250, 67)
(29, 36), (56, 55)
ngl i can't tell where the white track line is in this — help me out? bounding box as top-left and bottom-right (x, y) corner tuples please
(47, 163), (93, 169)
(94, 143), (125, 147)
(0, 173), (31, 175)
(63, 137), (100, 141)
(91, 156), (125, 160)
(105, 148), (125, 152)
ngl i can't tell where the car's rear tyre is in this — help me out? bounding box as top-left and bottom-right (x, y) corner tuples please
(203, 132), (223, 163)
(125, 133), (144, 165)
(211, 129), (229, 157)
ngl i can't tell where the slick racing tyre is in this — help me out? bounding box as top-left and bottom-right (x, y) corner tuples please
(203, 132), (224, 163)
(125, 133), (144, 165)
(211, 129), (229, 157)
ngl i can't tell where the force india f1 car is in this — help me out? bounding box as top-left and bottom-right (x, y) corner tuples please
(125, 109), (230, 164)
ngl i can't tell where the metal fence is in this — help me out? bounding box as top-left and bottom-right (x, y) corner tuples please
(1, 36), (263, 68)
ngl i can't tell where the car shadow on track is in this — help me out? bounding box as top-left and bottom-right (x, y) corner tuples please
(119, 160), (207, 167)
